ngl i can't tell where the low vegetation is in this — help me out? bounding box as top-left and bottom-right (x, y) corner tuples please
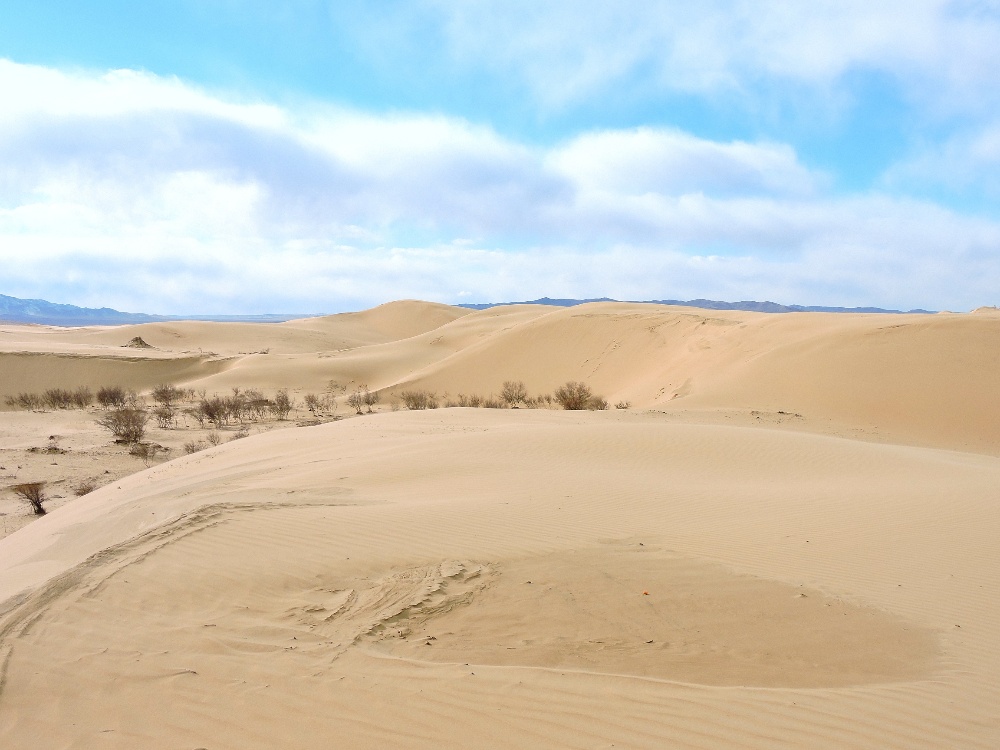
(11, 481), (47, 515)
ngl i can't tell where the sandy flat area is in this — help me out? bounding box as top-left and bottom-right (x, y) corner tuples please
(1, 301), (998, 748)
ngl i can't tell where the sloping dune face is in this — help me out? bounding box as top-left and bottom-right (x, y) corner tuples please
(2, 302), (998, 453)
(2, 410), (999, 748)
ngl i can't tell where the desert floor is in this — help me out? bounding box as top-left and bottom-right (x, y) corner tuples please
(1, 301), (998, 748)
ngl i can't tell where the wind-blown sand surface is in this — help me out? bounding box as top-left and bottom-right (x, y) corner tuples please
(1, 301), (999, 747)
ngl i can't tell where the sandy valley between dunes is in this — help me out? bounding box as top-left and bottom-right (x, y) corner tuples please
(0, 300), (998, 748)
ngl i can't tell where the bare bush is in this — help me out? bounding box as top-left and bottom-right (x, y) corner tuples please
(206, 431), (222, 447)
(500, 380), (528, 407)
(183, 441), (204, 454)
(304, 393), (321, 412)
(272, 389), (292, 420)
(96, 407), (149, 444)
(615, 401), (631, 410)
(456, 393), (483, 408)
(482, 396), (504, 409)
(97, 385), (128, 410)
(199, 396), (228, 428)
(71, 387), (93, 408)
(399, 390), (437, 410)
(151, 384), (182, 408)
(153, 405), (176, 428)
(347, 384), (373, 415)
(11, 481), (47, 515)
(5, 392), (43, 410)
(230, 427), (249, 441)
(588, 396), (609, 410)
(74, 480), (97, 496)
(554, 381), (593, 410)
(129, 442), (164, 466)
(43, 388), (76, 409)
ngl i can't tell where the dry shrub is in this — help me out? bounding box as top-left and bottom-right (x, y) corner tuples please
(457, 393), (483, 408)
(11, 481), (47, 515)
(615, 401), (631, 410)
(500, 380), (527, 407)
(206, 431), (222, 447)
(183, 441), (205, 454)
(272, 389), (292, 420)
(588, 396), (609, 410)
(5, 393), (43, 410)
(399, 390), (437, 410)
(97, 385), (129, 410)
(230, 427), (250, 441)
(482, 396), (503, 409)
(153, 405), (176, 428)
(97, 407), (149, 444)
(129, 442), (165, 465)
(151, 384), (182, 408)
(74, 480), (97, 496)
(554, 381), (593, 410)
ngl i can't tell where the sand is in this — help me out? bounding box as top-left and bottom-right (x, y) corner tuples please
(1, 301), (999, 748)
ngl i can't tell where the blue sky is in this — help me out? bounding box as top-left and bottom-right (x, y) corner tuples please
(1, 1), (999, 313)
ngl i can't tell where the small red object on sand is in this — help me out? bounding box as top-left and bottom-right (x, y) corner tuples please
(642, 590), (649, 595)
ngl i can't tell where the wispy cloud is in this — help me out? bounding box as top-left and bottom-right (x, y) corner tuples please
(417, 0), (1000, 113)
(0, 59), (996, 312)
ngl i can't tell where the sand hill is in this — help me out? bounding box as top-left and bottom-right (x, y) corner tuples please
(1, 300), (999, 748)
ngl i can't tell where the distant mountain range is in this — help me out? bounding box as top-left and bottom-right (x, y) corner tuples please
(0, 292), (935, 327)
(0, 294), (318, 326)
(459, 297), (936, 314)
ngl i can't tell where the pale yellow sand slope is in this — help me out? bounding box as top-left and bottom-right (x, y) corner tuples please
(2, 302), (997, 454)
(2, 409), (999, 748)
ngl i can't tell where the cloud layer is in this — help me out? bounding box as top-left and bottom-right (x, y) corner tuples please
(0, 59), (997, 313)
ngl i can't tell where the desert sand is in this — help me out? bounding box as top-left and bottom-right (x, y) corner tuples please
(1, 300), (999, 748)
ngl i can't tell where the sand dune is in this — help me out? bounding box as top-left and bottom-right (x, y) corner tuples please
(1, 301), (999, 747)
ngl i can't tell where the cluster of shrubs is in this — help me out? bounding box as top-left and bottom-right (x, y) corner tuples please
(5, 387), (94, 410)
(189, 387), (292, 429)
(397, 381), (611, 411)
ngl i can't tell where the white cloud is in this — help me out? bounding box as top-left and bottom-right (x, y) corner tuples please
(0, 59), (997, 313)
(420, 0), (1000, 111)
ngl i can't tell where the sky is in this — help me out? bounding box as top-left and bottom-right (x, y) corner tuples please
(1, 1), (999, 313)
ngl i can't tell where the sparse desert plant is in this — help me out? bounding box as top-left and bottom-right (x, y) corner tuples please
(183, 440), (205, 454)
(199, 396), (228, 428)
(457, 393), (484, 408)
(153, 405), (176, 428)
(304, 393), (321, 412)
(71, 386), (93, 408)
(588, 396), (609, 410)
(43, 388), (75, 410)
(272, 389), (292, 420)
(206, 431), (222, 447)
(363, 387), (380, 413)
(129, 442), (165, 466)
(5, 392), (43, 410)
(151, 383), (182, 408)
(500, 380), (528, 407)
(399, 390), (437, 410)
(482, 395), (504, 409)
(74, 480), (97, 496)
(96, 407), (149, 444)
(97, 385), (128, 410)
(347, 385), (372, 415)
(230, 427), (249, 441)
(615, 401), (631, 409)
(554, 381), (593, 410)
(11, 481), (47, 515)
